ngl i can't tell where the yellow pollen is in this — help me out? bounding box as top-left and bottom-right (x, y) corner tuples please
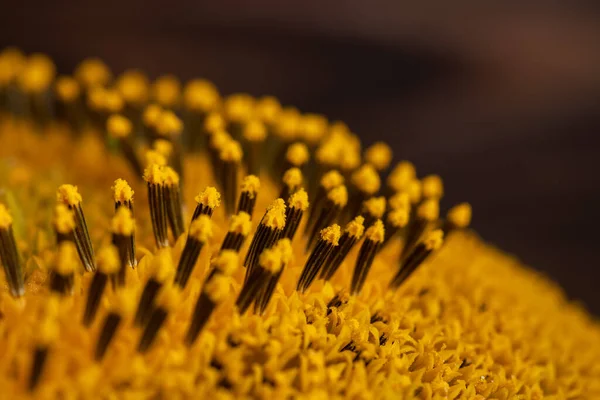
(387, 161), (416, 192)
(417, 199), (440, 222)
(263, 199), (286, 230)
(212, 250), (239, 276)
(275, 239), (293, 265)
(288, 188), (309, 211)
(195, 187), (221, 209)
(162, 166), (180, 186)
(447, 202), (472, 229)
(320, 170), (345, 190)
(364, 142), (392, 170)
(145, 150), (167, 167)
(224, 93), (255, 123)
(111, 207), (135, 236)
(351, 164), (381, 195)
(300, 113), (328, 144)
(387, 208), (409, 228)
(54, 241), (79, 275)
(204, 274), (231, 303)
(56, 184), (82, 206)
(340, 148), (362, 171)
(424, 229), (444, 251)
(18, 53), (56, 93)
(0, 204), (13, 228)
(258, 248), (283, 274)
(363, 197), (386, 219)
(255, 96), (281, 125)
(97, 245), (120, 275)
(327, 185), (348, 207)
(189, 215), (213, 243)
(219, 140), (243, 162)
(407, 179), (422, 204)
(345, 216), (365, 239)
(74, 58), (112, 89)
(0, 48), (25, 85)
(151, 74), (181, 107)
(156, 110), (183, 137)
(156, 285), (182, 311)
(143, 104), (163, 128)
(209, 130), (232, 150)
(116, 69), (149, 106)
(365, 219), (385, 243)
(153, 139), (173, 158)
(106, 114), (132, 139)
(143, 164), (166, 185)
(183, 79), (220, 112)
(150, 249), (174, 282)
(285, 142), (310, 166)
(422, 175), (444, 199)
(241, 175), (260, 196)
(228, 212), (252, 236)
(320, 224), (341, 246)
(102, 88), (124, 113)
(243, 119), (267, 142)
(388, 192), (410, 211)
(282, 167), (303, 189)
(274, 107), (300, 140)
(53, 204), (75, 234)
(54, 76), (80, 102)
(204, 112), (226, 134)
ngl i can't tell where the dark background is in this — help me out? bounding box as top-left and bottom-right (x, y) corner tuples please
(2, 1), (599, 312)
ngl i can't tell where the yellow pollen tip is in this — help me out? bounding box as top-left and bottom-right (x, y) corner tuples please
(183, 79), (219, 112)
(74, 58), (111, 88)
(228, 212), (252, 236)
(388, 192), (410, 211)
(143, 164), (166, 185)
(275, 238), (293, 265)
(447, 202), (472, 229)
(145, 150), (167, 167)
(111, 207), (135, 236)
(364, 142), (393, 170)
(0, 204), (13, 228)
(263, 199), (286, 230)
(320, 170), (345, 190)
(112, 179), (134, 204)
(162, 167), (180, 186)
(150, 249), (174, 282)
(241, 175), (260, 196)
(387, 161), (416, 191)
(209, 130), (232, 150)
(18, 53), (56, 93)
(195, 187), (221, 209)
(204, 112), (226, 134)
(156, 110), (183, 137)
(288, 188), (309, 211)
(363, 197), (386, 219)
(320, 224), (341, 246)
(189, 215), (213, 243)
(153, 139), (174, 157)
(56, 184), (82, 206)
(151, 74), (181, 107)
(143, 104), (163, 127)
(274, 107), (301, 140)
(54, 241), (79, 275)
(255, 96), (281, 124)
(417, 199), (440, 222)
(53, 204), (75, 234)
(422, 175), (444, 199)
(204, 274), (231, 304)
(407, 179), (422, 204)
(106, 114), (132, 139)
(282, 167), (303, 189)
(300, 113), (328, 143)
(365, 219), (385, 243)
(212, 250), (239, 276)
(243, 119), (267, 142)
(116, 70), (149, 105)
(387, 208), (409, 228)
(327, 185), (348, 207)
(224, 93), (255, 123)
(424, 229), (444, 251)
(285, 142), (310, 166)
(97, 245), (120, 275)
(351, 164), (381, 195)
(258, 248), (283, 274)
(54, 76), (80, 101)
(156, 285), (181, 311)
(219, 140), (243, 162)
(345, 216), (365, 238)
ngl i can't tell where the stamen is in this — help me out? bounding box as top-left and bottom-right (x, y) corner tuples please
(204, 111), (226, 135)
(237, 246), (283, 314)
(142, 103), (163, 140)
(279, 167), (303, 201)
(116, 69), (150, 109)
(112, 178), (134, 210)
(53, 204), (75, 244)
(306, 185), (347, 252)
(29, 305), (59, 391)
(134, 249), (174, 327)
(107, 114), (144, 178)
(242, 119), (267, 175)
(386, 161), (416, 193)
(112, 179), (136, 274)
(281, 188), (309, 241)
(56, 184), (96, 271)
(361, 196), (386, 228)
(54, 76), (83, 130)
(285, 142), (310, 169)
(305, 170), (344, 234)
(381, 207), (410, 249)
(236, 175), (260, 217)
(389, 229), (444, 289)
(224, 93), (255, 137)
(297, 224), (341, 293)
(185, 251), (239, 346)
(0, 204), (24, 297)
(218, 139), (243, 216)
(144, 164), (169, 248)
(83, 245), (120, 326)
(422, 174), (444, 200)
(388, 192), (410, 211)
(155, 110), (185, 182)
(351, 220), (385, 295)
(151, 74), (181, 108)
(255, 238), (293, 314)
(221, 212), (252, 251)
(364, 142), (392, 171)
(255, 96), (281, 127)
(192, 186), (221, 220)
(110, 207), (136, 287)
(174, 215), (213, 289)
(299, 113), (328, 145)
(347, 164), (381, 222)
(74, 58), (112, 89)
(183, 79), (220, 150)
(163, 167), (185, 240)
(95, 289), (136, 361)
(137, 285), (181, 353)
(207, 130), (232, 181)
(441, 203), (472, 234)
(320, 216), (364, 281)
(50, 241), (78, 295)
(243, 199), (286, 282)
(401, 198), (439, 258)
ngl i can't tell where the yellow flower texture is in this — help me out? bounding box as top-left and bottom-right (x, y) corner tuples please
(0, 47), (599, 399)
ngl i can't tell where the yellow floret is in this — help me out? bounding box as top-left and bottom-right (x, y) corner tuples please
(56, 184), (82, 206)
(241, 175), (260, 196)
(320, 224), (341, 246)
(263, 199), (286, 230)
(345, 216), (365, 239)
(365, 219), (385, 243)
(288, 188), (309, 211)
(112, 179), (134, 203)
(195, 187), (221, 209)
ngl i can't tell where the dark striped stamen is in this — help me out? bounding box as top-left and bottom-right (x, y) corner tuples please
(137, 285), (180, 353)
(297, 224), (341, 293)
(321, 216), (365, 281)
(192, 186), (221, 220)
(351, 220), (385, 295)
(0, 204), (24, 297)
(237, 175), (260, 217)
(221, 212), (252, 252)
(82, 246), (120, 326)
(389, 229), (444, 289)
(281, 189), (309, 241)
(174, 215), (213, 289)
(306, 185), (347, 252)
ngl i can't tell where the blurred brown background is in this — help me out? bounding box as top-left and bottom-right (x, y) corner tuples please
(1, 1), (599, 312)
